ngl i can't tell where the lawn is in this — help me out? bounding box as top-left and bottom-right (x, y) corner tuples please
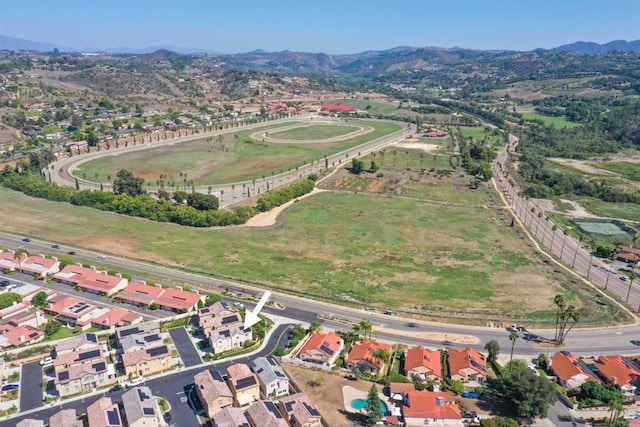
(592, 162), (640, 182)
(269, 124), (359, 140)
(458, 126), (504, 145)
(331, 98), (415, 117)
(521, 112), (582, 129)
(74, 120), (402, 185)
(572, 196), (640, 223)
(0, 175), (622, 325)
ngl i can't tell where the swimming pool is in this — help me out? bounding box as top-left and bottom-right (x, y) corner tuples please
(350, 398), (389, 414)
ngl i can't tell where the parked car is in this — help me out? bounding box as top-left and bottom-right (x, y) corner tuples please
(108, 384), (122, 393)
(1, 384), (19, 392)
(164, 412), (173, 423)
(126, 377), (144, 388)
(461, 391), (481, 398)
(0, 280), (11, 287)
(39, 357), (54, 366)
(621, 275), (629, 281)
(22, 237), (31, 242)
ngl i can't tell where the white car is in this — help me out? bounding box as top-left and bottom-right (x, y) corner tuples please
(621, 275), (629, 281)
(39, 357), (54, 366)
(126, 377), (144, 388)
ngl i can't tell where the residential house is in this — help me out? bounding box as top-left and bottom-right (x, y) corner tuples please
(594, 355), (640, 394)
(212, 406), (250, 427)
(0, 302), (30, 320)
(121, 386), (162, 427)
(198, 301), (237, 330)
(245, 400), (288, 427)
(549, 352), (600, 390)
(0, 357), (4, 382)
(0, 324), (45, 348)
(404, 347), (442, 382)
(277, 392), (322, 427)
(194, 370), (233, 418)
(226, 363), (260, 407)
(117, 282), (164, 308)
(447, 347), (487, 383)
(345, 340), (393, 375)
(210, 322), (252, 354)
(0, 309), (46, 329)
(16, 420), (45, 427)
(423, 130), (449, 138)
(321, 102), (357, 114)
(122, 344), (171, 377)
(120, 331), (163, 353)
(616, 246), (640, 263)
(87, 397), (123, 427)
(402, 390), (462, 426)
(116, 321), (160, 344)
(46, 295), (98, 329)
(53, 332), (100, 357)
(251, 356), (290, 399)
(48, 408), (82, 427)
(55, 357), (111, 397)
(89, 308), (142, 330)
(14, 284), (57, 302)
(0, 250), (17, 271)
(17, 254), (60, 278)
(298, 331), (344, 366)
(54, 265), (128, 297)
(154, 287), (204, 312)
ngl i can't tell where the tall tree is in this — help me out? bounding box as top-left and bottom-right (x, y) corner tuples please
(509, 331), (519, 361)
(359, 319), (373, 340)
(485, 340), (500, 364)
(365, 384), (383, 425)
(112, 169), (145, 197)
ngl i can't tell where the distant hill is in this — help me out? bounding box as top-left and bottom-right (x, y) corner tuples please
(552, 39), (640, 54)
(0, 35), (76, 52)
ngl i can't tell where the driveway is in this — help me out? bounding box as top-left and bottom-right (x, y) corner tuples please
(169, 327), (202, 367)
(20, 361), (44, 412)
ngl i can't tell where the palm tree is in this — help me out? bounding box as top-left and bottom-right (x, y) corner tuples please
(572, 235), (584, 268)
(352, 323), (362, 340)
(549, 225), (558, 251)
(560, 230), (569, 259)
(359, 319), (373, 340)
(534, 212), (543, 235)
(509, 331), (519, 361)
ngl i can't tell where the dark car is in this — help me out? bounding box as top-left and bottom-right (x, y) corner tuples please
(108, 384), (122, 393)
(1, 384), (19, 392)
(164, 412), (172, 423)
(22, 237), (31, 242)
(67, 251), (76, 255)
(0, 280), (10, 287)
(51, 244), (60, 249)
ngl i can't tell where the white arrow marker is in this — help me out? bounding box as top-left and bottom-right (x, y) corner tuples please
(243, 290), (271, 329)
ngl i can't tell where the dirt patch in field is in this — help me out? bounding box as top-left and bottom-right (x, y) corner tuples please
(282, 363), (372, 427)
(548, 158), (618, 176)
(65, 235), (169, 263)
(393, 142), (441, 152)
(374, 326), (480, 345)
(244, 188), (328, 227)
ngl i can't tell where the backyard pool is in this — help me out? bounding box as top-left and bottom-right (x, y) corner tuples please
(351, 398), (389, 415)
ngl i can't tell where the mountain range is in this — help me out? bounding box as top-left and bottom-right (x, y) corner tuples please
(1, 34), (639, 56)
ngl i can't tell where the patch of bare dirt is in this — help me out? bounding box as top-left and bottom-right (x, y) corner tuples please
(243, 188), (328, 227)
(64, 235), (169, 264)
(393, 142), (441, 152)
(548, 158), (618, 176)
(282, 363), (371, 427)
(374, 326), (480, 345)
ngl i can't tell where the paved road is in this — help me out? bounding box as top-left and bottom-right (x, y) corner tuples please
(19, 361), (43, 412)
(169, 327), (202, 367)
(0, 324), (293, 427)
(48, 115), (414, 208)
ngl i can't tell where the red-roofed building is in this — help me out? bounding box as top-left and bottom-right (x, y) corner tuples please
(423, 129), (449, 138)
(346, 340), (393, 375)
(90, 308), (142, 330)
(404, 346), (442, 382)
(46, 295), (98, 328)
(18, 254), (60, 278)
(0, 324), (45, 348)
(616, 246), (640, 263)
(595, 355), (640, 393)
(321, 102), (357, 114)
(53, 265), (128, 297)
(0, 250), (17, 272)
(549, 352), (600, 389)
(116, 282), (164, 308)
(0, 302), (30, 320)
(298, 331), (344, 367)
(154, 287), (204, 313)
(448, 347), (487, 383)
(402, 390), (461, 426)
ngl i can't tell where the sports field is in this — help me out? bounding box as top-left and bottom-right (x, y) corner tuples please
(74, 120), (401, 185)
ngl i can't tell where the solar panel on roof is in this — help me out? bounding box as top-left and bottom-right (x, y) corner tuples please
(211, 370), (225, 382)
(142, 407), (155, 415)
(92, 362), (106, 371)
(284, 401), (295, 411)
(275, 371), (286, 378)
(221, 315), (239, 325)
(144, 334), (160, 342)
(147, 345), (168, 357)
(119, 327), (140, 337)
(87, 333), (97, 342)
(220, 330), (230, 337)
(304, 402), (320, 416)
(319, 344), (334, 356)
(78, 349), (101, 361)
(106, 408), (120, 425)
(58, 371), (69, 381)
(265, 401), (283, 419)
(267, 357), (278, 366)
(236, 376), (257, 389)
(137, 388), (150, 400)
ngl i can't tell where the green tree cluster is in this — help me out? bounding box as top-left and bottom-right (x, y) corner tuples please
(0, 292), (22, 309)
(256, 178), (315, 212)
(480, 417), (519, 427)
(365, 384), (383, 425)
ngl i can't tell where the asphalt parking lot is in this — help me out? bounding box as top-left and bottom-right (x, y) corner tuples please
(20, 361), (44, 412)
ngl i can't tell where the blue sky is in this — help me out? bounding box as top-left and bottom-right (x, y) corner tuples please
(1, 0), (638, 53)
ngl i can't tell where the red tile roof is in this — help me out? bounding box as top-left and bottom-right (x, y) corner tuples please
(19, 254), (60, 275)
(550, 352), (600, 384)
(596, 355), (640, 388)
(154, 287), (202, 311)
(321, 102), (357, 112)
(117, 282), (164, 305)
(403, 390), (461, 420)
(91, 308), (142, 328)
(448, 347), (487, 377)
(53, 265), (127, 294)
(299, 331), (343, 359)
(404, 347), (442, 378)
(346, 340), (393, 369)
(0, 324), (45, 346)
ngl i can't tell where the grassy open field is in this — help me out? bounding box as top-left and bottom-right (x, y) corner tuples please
(571, 196), (640, 223)
(269, 124), (358, 140)
(0, 155), (624, 325)
(592, 162), (640, 182)
(521, 112), (583, 129)
(458, 126), (505, 145)
(331, 98), (416, 117)
(74, 120), (401, 185)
